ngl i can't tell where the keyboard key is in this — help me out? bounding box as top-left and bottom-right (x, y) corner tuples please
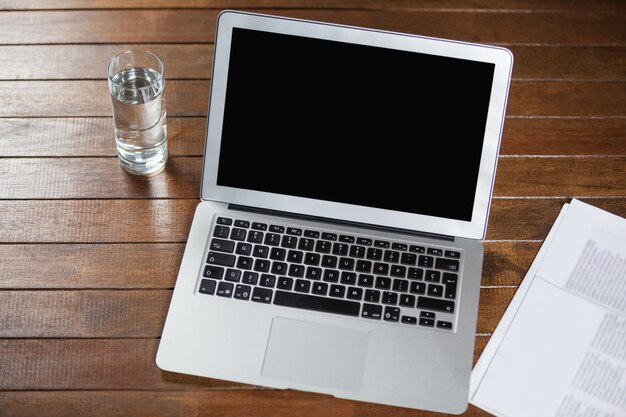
(427, 248), (444, 256)
(230, 228), (247, 241)
(401, 252), (417, 265)
(392, 243), (408, 251)
(321, 255), (337, 268)
(427, 284), (444, 297)
(288, 264), (305, 278)
(437, 321), (453, 330)
(383, 306), (400, 322)
(311, 282), (328, 295)
(213, 225), (230, 238)
(253, 245), (269, 258)
(281, 235), (298, 248)
(306, 266), (322, 280)
(234, 284), (251, 300)
(304, 252), (321, 265)
(409, 245), (425, 253)
(401, 315), (417, 324)
(340, 271), (357, 285)
(339, 235), (355, 243)
(203, 265), (224, 279)
(366, 248), (383, 260)
(424, 270), (441, 282)
(251, 287), (273, 303)
(435, 257), (460, 272)
(392, 279), (409, 292)
(419, 317), (435, 327)
(374, 240), (390, 248)
(251, 222), (267, 231)
(207, 251), (236, 267)
(329, 284), (346, 298)
(270, 247), (286, 261)
(384, 250), (400, 263)
(271, 261), (288, 275)
(390, 265), (406, 278)
(418, 255), (434, 268)
(236, 256), (253, 270)
(445, 250), (461, 258)
(224, 268), (241, 282)
(375, 276), (391, 290)
(216, 217), (232, 225)
(356, 237), (372, 246)
(315, 240), (332, 253)
(332, 243), (349, 256)
(373, 262), (389, 275)
(247, 230), (264, 243)
(294, 279), (311, 293)
(199, 279), (216, 295)
(234, 219), (250, 228)
(277, 277), (294, 291)
(298, 238), (315, 251)
(417, 296), (455, 313)
(358, 274), (374, 287)
(321, 232), (337, 241)
(362, 303), (382, 319)
(287, 250), (303, 263)
(287, 227), (302, 236)
(407, 267), (424, 280)
(399, 294), (416, 307)
(269, 225), (285, 233)
(382, 291), (398, 305)
(364, 289), (380, 303)
(303, 230), (320, 238)
(420, 311), (436, 319)
(260, 274), (276, 288)
(443, 272), (458, 299)
(323, 269), (340, 283)
(216, 281), (234, 297)
(355, 259), (372, 272)
(235, 242), (252, 255)
(210, 238), (235, 253)
(264, 233), (281, 246)
(349, 245), (366, 258)
(273, 290), (360, 316)
(242, 271), (258, 285)
(338, 257), (355, 270)
(346, 287), (363, 300)
(253, 259), (270, 272)
(410, 281), (426, 294)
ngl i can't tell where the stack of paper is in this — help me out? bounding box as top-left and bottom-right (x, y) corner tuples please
(470, 199), (626, 417)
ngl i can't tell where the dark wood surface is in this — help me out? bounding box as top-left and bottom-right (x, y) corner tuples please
(1, 1), (624, 416)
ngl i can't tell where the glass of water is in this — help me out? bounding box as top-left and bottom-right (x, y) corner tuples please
(107, 50), (168, 175)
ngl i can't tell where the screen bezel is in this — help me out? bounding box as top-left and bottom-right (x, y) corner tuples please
(201, 10), (513, 240)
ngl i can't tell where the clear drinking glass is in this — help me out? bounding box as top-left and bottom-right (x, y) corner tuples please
(107, 50), (168, 175)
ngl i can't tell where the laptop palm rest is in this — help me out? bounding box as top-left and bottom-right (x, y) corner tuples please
(261, 317), (370, 391)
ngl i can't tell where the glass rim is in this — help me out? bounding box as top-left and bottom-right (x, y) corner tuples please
(107, 49), (164, 89)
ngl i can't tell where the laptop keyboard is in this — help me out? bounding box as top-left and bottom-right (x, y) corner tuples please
(197, 215), (462, 331)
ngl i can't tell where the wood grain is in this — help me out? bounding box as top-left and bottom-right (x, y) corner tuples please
(0, 10), (624, 45)
(2, 117), (624, 157)
(1, 156), (623, 199)
(1, 0), (625, 11)
(1, 81), (624, 117)
(0, 117), (206, 157)
(0, 242), (539, 289)
(1, 199), (624, 243)
(0, 390), (496, 417)
(2, 45), (625, 81)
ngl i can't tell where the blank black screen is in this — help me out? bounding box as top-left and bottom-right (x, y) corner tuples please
(217, 28), (495, 221)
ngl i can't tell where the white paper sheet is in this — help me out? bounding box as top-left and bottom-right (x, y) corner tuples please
(469, 199), (626, 417)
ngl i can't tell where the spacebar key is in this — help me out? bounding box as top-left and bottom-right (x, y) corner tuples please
(273, 290), (360, 317)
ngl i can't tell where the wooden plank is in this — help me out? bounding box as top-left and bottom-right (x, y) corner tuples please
(0, 156), (623, 199)
(0, 0), (624, 12)
(0, 157), (202, 199)
(0, 242), (539, 289)
(493, 156), (626, 197)
(0, 80), (209, 117)
(0, 117), (206, 157)
(500, 118), (626, 156)
(0, 10), (624, 45)
(1, 117), (624, 157)
(0, 200), (198, 243)
(1, 198), (624, 243)
(506, 81), (626, 117)
(0, 390), (495, 417)
(0, 339), (239, 390)
(0, 244), (183, 289)
(2, 45), (625, 81)
(0, 45), (214, 80)
(0, 81), (624, 118)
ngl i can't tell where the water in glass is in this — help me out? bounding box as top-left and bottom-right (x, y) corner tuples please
(110, 67), (167, 175)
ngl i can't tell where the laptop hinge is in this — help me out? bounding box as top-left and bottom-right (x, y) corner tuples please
(228, 204), (455, 242)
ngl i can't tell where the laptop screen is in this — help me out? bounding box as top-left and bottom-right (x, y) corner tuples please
(216, 28), (495, 222)
(203, 11), (512, 239)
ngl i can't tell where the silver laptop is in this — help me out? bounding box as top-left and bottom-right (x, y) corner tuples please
(157, 10), (512, 414)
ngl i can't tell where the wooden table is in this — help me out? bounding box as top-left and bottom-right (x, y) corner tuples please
(1, 1), (624, 416)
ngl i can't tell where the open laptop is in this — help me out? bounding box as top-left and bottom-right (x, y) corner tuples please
(157, 10), (513, 414)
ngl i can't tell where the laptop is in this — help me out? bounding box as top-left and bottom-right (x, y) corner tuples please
(157, 10), (513, 414)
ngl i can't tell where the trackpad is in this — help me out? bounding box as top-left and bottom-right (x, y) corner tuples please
(261, 317), (370, 391)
